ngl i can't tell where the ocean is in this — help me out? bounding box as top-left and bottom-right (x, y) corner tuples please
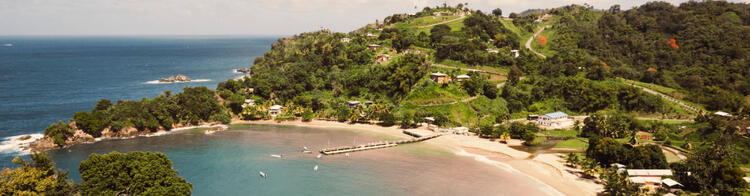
(0, 36), (275, 164)
(0, 36), (555, 195)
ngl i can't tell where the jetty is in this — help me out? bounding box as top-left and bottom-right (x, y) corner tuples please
(319, 130), (441, 155)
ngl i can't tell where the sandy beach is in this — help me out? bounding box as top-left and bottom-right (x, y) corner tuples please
(235, 119), (603, 196)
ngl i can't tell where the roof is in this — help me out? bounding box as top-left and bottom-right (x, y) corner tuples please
(368, 44), (380, 47)
(424, 117), (435, 121)
(431, 72), (447, 77)
(611, 163), (627, 168)
(661, 178), (683, 187)
(626, 169), (672, 176)
(347, 101), (360, 105)
(744, 177), (750, 183)
(542, 111), (568, 119)
(456, 74), (470, 79)
(629, 177), (662, 184)
(269, 105), (283, 110)
(714, 111), (732, 117)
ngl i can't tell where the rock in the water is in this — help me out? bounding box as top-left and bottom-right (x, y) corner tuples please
(158, 74), (191, 83)
(16, 135), (31, 141)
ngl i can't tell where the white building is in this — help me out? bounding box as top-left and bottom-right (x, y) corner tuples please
(456, 74), (470, 82)
(536, 111), (574, 129)
(486, 48), (499, 53)
(714, 111), (732, 118)
(269, 105), (283, 116)
(340, 37), (351, 43)
(241, 99), (255, 108)
(346, 101), (360, 109)
(510, 49), (520, 58)
(626, 169), (675, 191)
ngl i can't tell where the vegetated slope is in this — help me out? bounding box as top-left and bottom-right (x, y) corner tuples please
(547, 2), (750, 113)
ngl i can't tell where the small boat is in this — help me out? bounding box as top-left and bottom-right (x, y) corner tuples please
(314, 165), (318, 172)
(316, 154), (322, 159)
(345, 153), (350, 157)
(302, 150), (313, 154)
(303, 146), (309, 151)
(270, 154), (282, 158)
(204, 130), (215, 135)
(3, 43), (12, 47)
(259, 171), (267, 178)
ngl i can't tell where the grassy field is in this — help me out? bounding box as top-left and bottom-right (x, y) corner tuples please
(415, 17), (466, 35)
(544, 129), (579, 138)
(499, 19), (522, 36)
(401, 84), (469, 105)
(554, 138), (589, 151)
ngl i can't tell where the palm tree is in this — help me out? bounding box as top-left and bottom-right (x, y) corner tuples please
(499, 132), (511, 144)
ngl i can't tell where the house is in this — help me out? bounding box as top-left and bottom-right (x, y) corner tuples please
(366, 33), (378, 38)
(346, 101), (360, 109)
(241, 99), (255, 108)
(376, 54), (391, 64)
(743, 177), (750, 184)
(534, 19), (542, 23)
(510, 49), (520, 58)
(661, 178), (684, 191)
(456, 74), (471, 82)
(527, 115), (539, 120)
(269, 105), (283, 116)
(714, 111), (732, 118)
(430, 72), (449, 84)
(340, 37), (351, 43)
(486, 48), (499, 53)
(536, 111), (574, 129)
(368, 44), (380, 50)
(627, 169), (673, 190)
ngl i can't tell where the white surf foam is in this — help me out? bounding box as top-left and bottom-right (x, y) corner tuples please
(144, 79), (211, 84)
(0, 134), (44, 155)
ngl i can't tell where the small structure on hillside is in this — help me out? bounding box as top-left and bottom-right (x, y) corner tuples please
(713, 111), (732, 118)
(627, 169), (674, 191)
(242, 99), (255, 108)
(510, 49), (520, 58)
(340, 37), (351, 43)
(430, 72), (449, 84)
(486, 48), (499, 53)
(661, 178), (684, 192)
(346, 101), (361, 109)
(456, 74), (470, 82)
(536, 111), (574, 129)
(368, 44), (381, 50)
(366, 33), (378, 38)
(376, 54), (391, 64)
(269, 105), (283, 116)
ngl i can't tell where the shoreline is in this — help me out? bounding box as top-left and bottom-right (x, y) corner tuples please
(235, 119), (603, 196)
(16, 119), (602, 195)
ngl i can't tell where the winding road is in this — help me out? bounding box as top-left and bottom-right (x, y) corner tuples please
(526, 25), (550, 59)
(627, 83), (703, 114)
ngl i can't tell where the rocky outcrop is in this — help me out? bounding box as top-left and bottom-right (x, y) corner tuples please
(158, 74), (191, 83)
(236, 68), (251, 73)
(25, 121), (228, 152)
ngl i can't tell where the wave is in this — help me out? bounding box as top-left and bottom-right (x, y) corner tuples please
(0, 134), (44, 155)
(144, 79), (211, 84)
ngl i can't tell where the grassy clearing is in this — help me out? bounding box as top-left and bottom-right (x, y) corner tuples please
(402, 84), (469, 105)
(544, 129), (579, 138)
(416, 17), (466, 35)
(394, 142), (454, 157)
(499, 19), (521, 36)
(663, 150), (682, 163)
(554, 138), (589, 151)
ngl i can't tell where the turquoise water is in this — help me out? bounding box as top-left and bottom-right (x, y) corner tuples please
(46, 125), (554, 196)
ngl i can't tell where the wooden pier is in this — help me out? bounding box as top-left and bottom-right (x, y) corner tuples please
(319, 131), (441, 155)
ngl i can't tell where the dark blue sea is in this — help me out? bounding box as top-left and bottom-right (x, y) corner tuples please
(0, 36), (557, 196)
(0, 36), (275, 162)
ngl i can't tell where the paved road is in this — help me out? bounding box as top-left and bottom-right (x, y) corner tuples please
(627, 83), (703, 114)
(525, 25), (550, 59)
(418, 15), (466, 28)
(416, 96), (478, 107)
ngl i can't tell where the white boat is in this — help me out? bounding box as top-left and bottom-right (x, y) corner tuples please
(270, 154), (282, 158)
(259, 171), (267, 178)
(314, 165), (318, 172)
(316, 154), (322, 159)
(204, 130), (215, 135)
(345, 153), (350, 157)
(303, 146), (309, 151)
(3, 43), (12, 47)
(302, 150), (312, 154)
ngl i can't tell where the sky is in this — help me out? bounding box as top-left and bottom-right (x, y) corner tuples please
(0, 0), (747, 36)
